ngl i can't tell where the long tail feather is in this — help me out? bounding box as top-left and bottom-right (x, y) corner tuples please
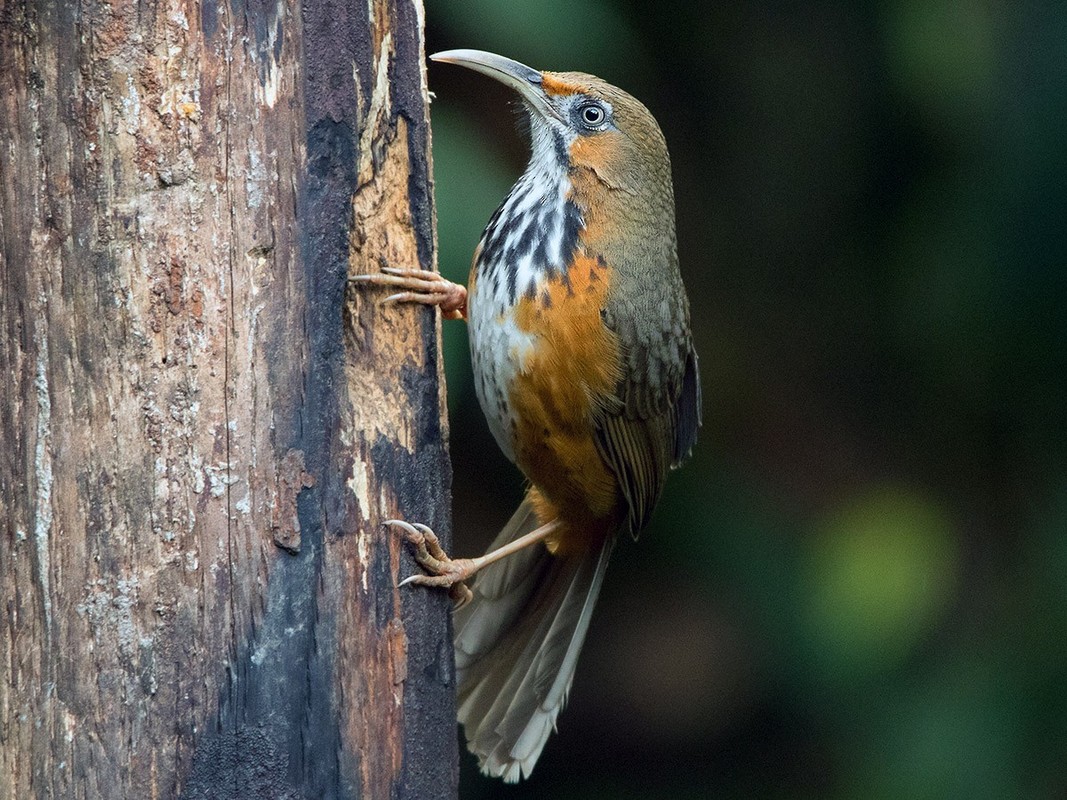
(453, 499), (614, 782)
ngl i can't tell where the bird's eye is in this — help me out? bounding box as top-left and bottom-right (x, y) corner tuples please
(578, 102), (606, 128)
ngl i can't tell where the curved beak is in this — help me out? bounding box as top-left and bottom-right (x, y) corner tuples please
(430, 49), (559, 122)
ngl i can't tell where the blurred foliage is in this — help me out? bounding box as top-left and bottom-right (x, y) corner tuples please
(801, 486), (958, 683)
(424, 0), (1067, 797)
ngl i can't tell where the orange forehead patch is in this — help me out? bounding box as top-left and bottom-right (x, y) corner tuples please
(541, 73), (582, 97)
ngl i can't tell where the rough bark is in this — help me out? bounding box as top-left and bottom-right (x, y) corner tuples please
(0, 1), (457, 798)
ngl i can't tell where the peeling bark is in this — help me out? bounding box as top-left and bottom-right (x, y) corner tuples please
(0, 1), (456, 798)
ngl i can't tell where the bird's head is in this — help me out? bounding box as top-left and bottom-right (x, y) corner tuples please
(431, 49), (672, 199)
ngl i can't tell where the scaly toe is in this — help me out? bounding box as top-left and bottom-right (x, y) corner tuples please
(387, 519), (473, 601)
(450, 583), (474, 609)
(384, 518), (434, 565)
(410, 523), (447, 560)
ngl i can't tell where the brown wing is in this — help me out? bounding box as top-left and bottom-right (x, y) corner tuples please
(594, 303), (701, 538)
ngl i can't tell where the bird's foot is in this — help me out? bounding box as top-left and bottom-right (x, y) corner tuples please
(385, 520), (475, 607)
(350, 267), (468, 320)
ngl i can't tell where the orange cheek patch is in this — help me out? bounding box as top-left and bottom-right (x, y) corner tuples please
(569, 132), (618, 165)
(567, 131), (629, 218)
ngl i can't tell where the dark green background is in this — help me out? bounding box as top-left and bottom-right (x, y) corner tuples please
(423, 2), (1067, 797)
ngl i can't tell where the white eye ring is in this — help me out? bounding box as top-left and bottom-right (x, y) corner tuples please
(579, 103), (606, 128)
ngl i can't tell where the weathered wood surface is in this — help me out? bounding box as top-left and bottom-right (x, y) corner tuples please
(0, 1), (457, 797)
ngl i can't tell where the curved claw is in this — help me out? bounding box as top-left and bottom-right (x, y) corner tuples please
(398, 572), (473, 609)
(350, 268), (468, 320)
(387, 518), (473, 608)
(383, 518), (420, 538)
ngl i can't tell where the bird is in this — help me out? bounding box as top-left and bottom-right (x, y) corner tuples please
(352, 49), (700, 782)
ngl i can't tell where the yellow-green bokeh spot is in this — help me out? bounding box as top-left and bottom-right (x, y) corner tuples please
(881, 0), (996, 123)
(803, 486), (958, 682)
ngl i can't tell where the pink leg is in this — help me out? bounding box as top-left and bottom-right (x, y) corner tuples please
(385, 519), (561, 608)
(350, 267), (468, 320)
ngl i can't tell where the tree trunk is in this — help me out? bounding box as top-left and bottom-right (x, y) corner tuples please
(0, 1), (457, 798)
